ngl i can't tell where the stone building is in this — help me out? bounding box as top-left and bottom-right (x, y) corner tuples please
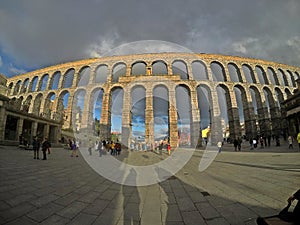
(3, 53), (300, 148)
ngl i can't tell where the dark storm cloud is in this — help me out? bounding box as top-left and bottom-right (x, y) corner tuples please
(0, 0), (299, 77)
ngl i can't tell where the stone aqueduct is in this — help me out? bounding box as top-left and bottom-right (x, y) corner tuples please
(6, 53), (300, 148)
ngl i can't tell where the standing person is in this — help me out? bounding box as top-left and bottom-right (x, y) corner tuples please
(41, 138), (50, 160)
(249, 138), (254, 150)
(237, 137), (242, 151)
(32, 136), (40, 159)
(233, 138), (238, 151)
(98, 140), (103, 157)
(88, 139), (93, 155)
(217, 141), (222, 153)
(167, 143), (171, 155)
(288, 135), (293, 149)
(297, 131), (300, 151)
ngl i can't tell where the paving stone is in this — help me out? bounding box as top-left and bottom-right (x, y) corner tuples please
(56, 201), (88, 219)
(165, 204), (183, 222)
(39, 214), (70, 225)
(78, 191), (100, 203)
(176, 197), (197, 212)
(205, 217), (231, 225)
(83, 199), (111, 215)
(54, 192), (82, 206)
(92, 206), (123, 225)
(27, 202), (63, 222)
(0, 200), (12, 211)
(4, 216), (38, 225)
(195, 202), (220, 219)
(5, 194), (36, 207)
(30, 193), (60, 207)
(187, 191), (207, 203)
(181, 211), (206, 225)
(66, 213), (97, 225)
(1, 202), (36, 222)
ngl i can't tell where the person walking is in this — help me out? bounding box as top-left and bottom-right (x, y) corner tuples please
(41, 138), (51, 160)
(88, 139), (93, 155)
(288, 135), (293, 149)
(217, 141), (222, 153)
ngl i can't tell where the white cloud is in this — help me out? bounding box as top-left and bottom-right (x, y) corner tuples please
(9, 64), (26, 75)
(287, 36), (300, 52)
(232, 38), (258, 54)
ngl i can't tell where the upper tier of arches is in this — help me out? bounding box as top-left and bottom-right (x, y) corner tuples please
(6, 52), (300, 97)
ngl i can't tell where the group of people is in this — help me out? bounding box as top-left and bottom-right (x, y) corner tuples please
(90, 140), (122, 157)
(32, 136), (51, 160)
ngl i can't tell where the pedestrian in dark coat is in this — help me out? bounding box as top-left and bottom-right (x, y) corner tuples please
(41, 138), (51, 160)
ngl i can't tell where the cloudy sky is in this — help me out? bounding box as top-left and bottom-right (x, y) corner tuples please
(0, 0), (300, 78)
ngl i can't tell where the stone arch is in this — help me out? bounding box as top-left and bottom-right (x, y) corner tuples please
(43, 92), (56, 119)
(172, 60), (189, 80)
(62, 68), (75, 88)
(90, 88), (104, 135)
(29, 76), (39, 92)
(130, 85), (146, 141)
(49, 71), (61, 90)
(22, 95), (32, 112)
(77, 66), (91, 87)
(13, 80), (22, 95)
(57, 90), (70, 123)
(295, 71), (300, 80)
(8, 82), (13, 95)
(263, 87), (281, 136)
(20, 78), (29, 94)
(175, 84), (192, 146)
(152, 60), (168, 75)
(267, 67), (279, 85)
(112, 62), (126, 82)
(255, 66), (268, 85)
(234, 85), (257, 138)
(131, 61), (147, 76)
(286, 70), (296, 87)
(107, 87), (122, 139)
(242, 64), (256, 83)
(285, 88), (292, 97)
(228, 63), (243, 82)
(95, 64), (108, 83)
(192, 60), (208, 81)
(278, 69), (288, 86)
(32, 93), (43, 116)
(196, 84), (213, 130)
(16, 96), (24, 110)
(211, 61), (226, 82)
(153, 85), (170, 142)
(72, 89), (86, 132)
(37, 74), (49, 91)
(274, 88), (284, 107)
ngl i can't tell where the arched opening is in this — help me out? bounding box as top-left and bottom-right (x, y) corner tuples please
(287, 70), (296, 87)
(153, 85), (169, 142)
(278, 69), (288, 86)
(267, 67), (278, 85)
(111, 87), (124, 140)
(13, 80), (22, 95)
(112, 63), (126, 82)
(192, 61), (208, 81)
(172, 60), (189, 80)
(242, 64), (256, 83)
(50, 71), (61, 90)
(91, 88), (104, 136)
(95, 65), (108, 83)
(211, 61), (226, 82)
(131, 61), (146, 76)
(38, 74), (49, 91)
(43, 92), (56, 119)
(176, 85), (191, 146)
(21, 78), (29, 94)
(33, 94), (43, 116)
(228, 63), (242, 82)
(77, 66), (91, 87)
(152, 61), (168, 75)
(255, 66), (268, 84)
(130, 86), (145, 144)
(30, 76), (39, 92)
(72, 89), (86, 132)
(62, 69), (75, 88)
